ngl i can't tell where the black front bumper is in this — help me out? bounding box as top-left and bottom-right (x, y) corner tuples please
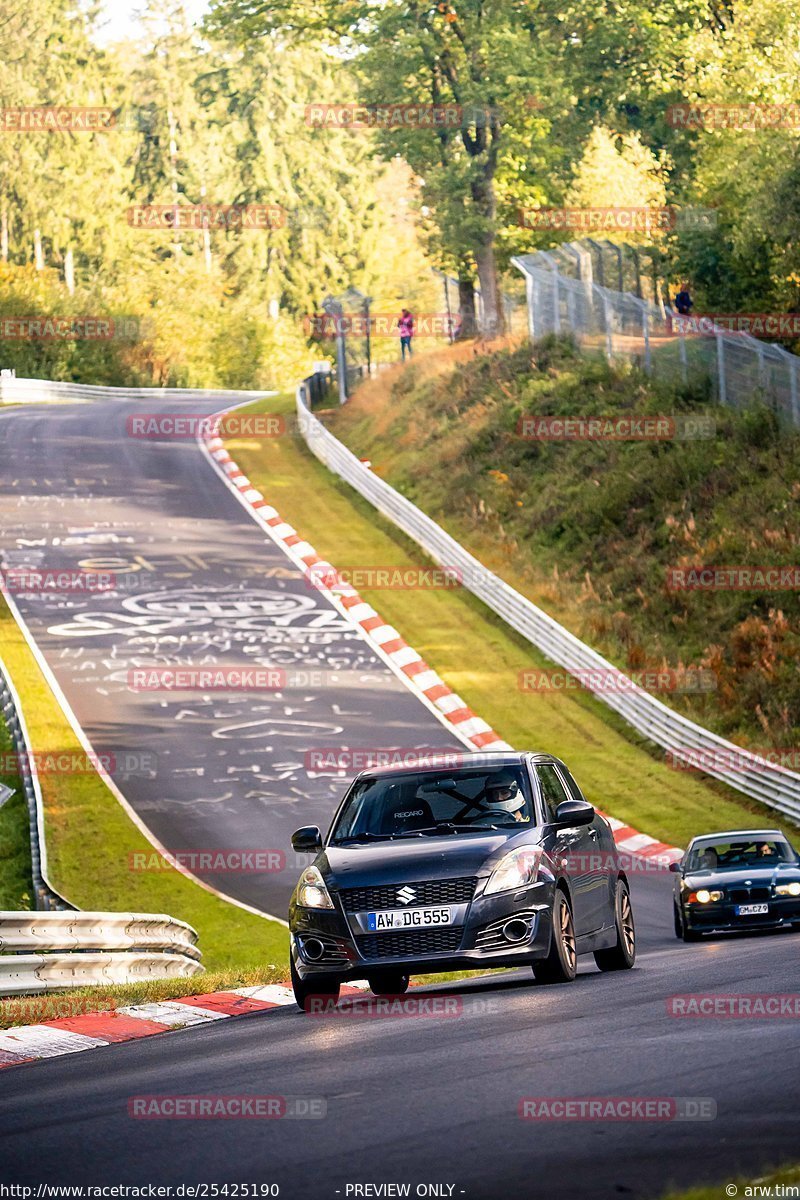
(290, 881), (555, 980)
(683, 898), (800, 934)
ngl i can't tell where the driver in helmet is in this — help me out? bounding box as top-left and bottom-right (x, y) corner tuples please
(475, 770), (529, 823)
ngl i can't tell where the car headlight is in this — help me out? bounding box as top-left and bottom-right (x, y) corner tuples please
(688, 889), (723, 904)
(295, 865), (334, 909)
(485, 848), (542, 896)
(775, 882), (800, 897)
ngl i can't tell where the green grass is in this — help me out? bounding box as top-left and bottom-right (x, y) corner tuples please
(660, 1163), (800, 1200)
(226, 391), (799, 847)
(0, 598), (289, 971)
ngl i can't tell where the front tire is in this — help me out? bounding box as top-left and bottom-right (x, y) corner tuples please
(533, 889), (577, 984)
(594, 878), (636, 971)
(367, 972), (410, 997)
(673, 903), (683, 939)
(291, 957), (341, 1012)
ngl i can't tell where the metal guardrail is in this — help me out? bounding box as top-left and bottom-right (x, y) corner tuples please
(0, 952), (203, 996)
(296, 381), (800, 824)
(0, 657), (73, 911)
(0, 912), (200, 958)
(0, 377), (267, 405)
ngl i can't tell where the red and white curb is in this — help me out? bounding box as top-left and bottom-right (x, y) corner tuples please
(202, 433), (511, 755)
(0, 984), (365, 1070)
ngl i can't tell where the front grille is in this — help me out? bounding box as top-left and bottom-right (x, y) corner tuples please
(340, 877), (477, 913)
(356, 927), (464, 960)
(729, 887), (770, 904)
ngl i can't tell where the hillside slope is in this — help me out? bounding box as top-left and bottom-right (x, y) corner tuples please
(330, 338), (800, 753)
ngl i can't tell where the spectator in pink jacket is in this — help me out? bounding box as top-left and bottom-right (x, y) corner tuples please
(398, 308), (414, 361)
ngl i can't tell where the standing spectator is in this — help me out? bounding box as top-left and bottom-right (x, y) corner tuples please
(674, 284), (693, 316)
(399, 307), (414, 360)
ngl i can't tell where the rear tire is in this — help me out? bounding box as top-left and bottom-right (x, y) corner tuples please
(367, 972), (410, 997)
(594, 879), (636, 971)
(533, 889), (577, 984)
(291, 957), (341, 1012)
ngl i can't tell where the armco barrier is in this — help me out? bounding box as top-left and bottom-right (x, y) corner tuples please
(0, 376), (267, 405)
(296, 380), (800, 824)
(0, 913), (201, 1001)
(0, 912), (200, 959)
(0, 951), (202, 996)
(0, 656), (73, 911)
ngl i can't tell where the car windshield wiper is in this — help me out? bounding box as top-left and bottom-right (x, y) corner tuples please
(332, 832), (401, 844)
(408, 821), (501, 836)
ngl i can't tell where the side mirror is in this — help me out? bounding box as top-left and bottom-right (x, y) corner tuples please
(291, 825), (323, 853)
(669, 860), (683, 873)
(553, 798), (595, 828)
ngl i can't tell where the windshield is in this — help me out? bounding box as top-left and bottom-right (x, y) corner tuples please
(330, 765), (535, 843)
(686, 838), (795, 872)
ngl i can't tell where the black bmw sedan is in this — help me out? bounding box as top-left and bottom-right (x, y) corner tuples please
(672, 829), (800, 941)
(288, 751), (636, 1009)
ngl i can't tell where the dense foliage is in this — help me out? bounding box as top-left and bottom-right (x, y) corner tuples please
(1, 0), (798, 377)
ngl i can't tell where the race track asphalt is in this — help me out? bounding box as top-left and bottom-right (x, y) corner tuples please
(0, 397), (465, 914)
(1, 871), (798, 1198)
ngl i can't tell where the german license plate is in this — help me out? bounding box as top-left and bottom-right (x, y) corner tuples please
(736, 903), (769, 916)
(367, 906), (452, 932)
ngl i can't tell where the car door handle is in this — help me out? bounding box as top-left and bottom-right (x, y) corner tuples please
(588, 828), (599, 842)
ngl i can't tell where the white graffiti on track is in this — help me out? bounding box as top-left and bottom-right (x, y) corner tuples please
(46, 587), (352, 639)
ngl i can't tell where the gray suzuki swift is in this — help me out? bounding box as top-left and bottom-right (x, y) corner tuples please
(288, 751), (636, 1009)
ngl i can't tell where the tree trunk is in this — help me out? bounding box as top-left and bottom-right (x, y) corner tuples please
(475, 238), (505, 336)
(1, 204), (8, 262)
(469, 165), (505, 335)
(457, 277), (477, 337)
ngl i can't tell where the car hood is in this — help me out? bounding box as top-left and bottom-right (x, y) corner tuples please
(319, 830), (531, 888)
(683, 865), (800, 889)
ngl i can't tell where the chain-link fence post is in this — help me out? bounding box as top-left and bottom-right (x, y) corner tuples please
(716, 332), (727, 406)
(603, 293), (614, 362)
(552, 266), (561, 333)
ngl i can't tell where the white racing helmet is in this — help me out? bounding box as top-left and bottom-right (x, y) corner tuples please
(481, 771), (524, 814)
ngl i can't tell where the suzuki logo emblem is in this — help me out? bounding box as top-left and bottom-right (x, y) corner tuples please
(397, 886), (416, 905)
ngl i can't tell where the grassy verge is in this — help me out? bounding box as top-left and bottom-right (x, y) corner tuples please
(0, 596), (288, 971)
(661, 1163), (800, 1200)
(227, 392), (799, 845)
